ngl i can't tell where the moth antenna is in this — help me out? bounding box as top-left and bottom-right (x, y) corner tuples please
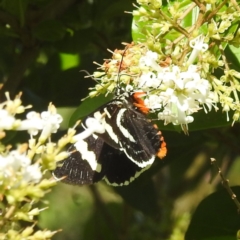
(114, 46), (129, 96)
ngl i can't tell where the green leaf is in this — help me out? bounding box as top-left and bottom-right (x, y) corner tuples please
(185, 186), (240, 240)
(33, 20), (66, 42)
(59, 53), (80, 71)
(228, 45), (240, 69)
(149, 106), (231, 132)
(132, 16), (147, 43)
(70, 93), (231, 131)
(187, 108), (232, 131)
(69, 94), (113, 127)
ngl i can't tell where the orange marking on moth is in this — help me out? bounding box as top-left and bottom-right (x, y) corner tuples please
(156, 136), (167, 159)
(133, 92), (167, 159)
(133, 92), (149, 114)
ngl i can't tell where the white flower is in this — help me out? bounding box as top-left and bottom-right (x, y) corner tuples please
(39, 104), (63, 142)
(17, 111), (44, 135)
(189, 35), (208, 52)
(22, 163), (42, 183)
(138, 63), (215, 127)
(73, 117), (105, 142)
(8, 150), (31, 170)
(138, 72), (161, 89)
(0, 150), (42, 184)
(0, 151), (31, 178)
(158, 101), (195, 125)
(139, 50), (162, 72)
(41, 111), (62, 133)
(188, 35), (208, 64)
(0, 109), (15, 129)
(143, 94), (162, 109)
(0, 155), (11, 177)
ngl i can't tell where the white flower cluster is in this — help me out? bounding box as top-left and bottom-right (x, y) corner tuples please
(135, 37), (217, 127)
(0, 100), (63, 141)
(0, 150), (42, 184)
(73, 117), (105, 142)
(0, 94), (63, 185)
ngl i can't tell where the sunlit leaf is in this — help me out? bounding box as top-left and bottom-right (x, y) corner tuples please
(59, 53), (80, 71)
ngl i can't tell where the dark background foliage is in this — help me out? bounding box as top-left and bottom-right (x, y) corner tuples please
(1, 0), (240, 239)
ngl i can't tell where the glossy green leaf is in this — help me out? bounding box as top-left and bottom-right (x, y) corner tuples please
(228, 45), (240, 68)
(69, 94), (113, 127)
(185, 186), (240, 240)
(69, 92), (232, 131)
(132, 16), (147, 43)
(149, 105), (232, 132)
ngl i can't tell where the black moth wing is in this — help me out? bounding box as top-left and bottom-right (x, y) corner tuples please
(100, 139), (149, 186)
(53, 135), (105, 185)
(88, 95), (161, 168)
(114, 105), (161, 167)
(53, 135), (148, 186)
